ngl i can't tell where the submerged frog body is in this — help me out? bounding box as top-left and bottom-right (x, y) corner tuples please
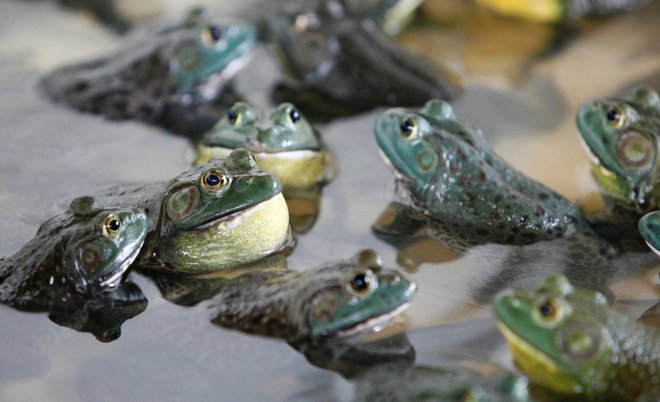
(493, 275), (660, 400)
(196, 102), (334, 189)
(92, 149), (292, 273)
(210, 250), (416, 344)
(266, 6), (459, 119)
(639, 210), (660, 256)
(476, 0), (647, 23)
(376, 99), (600, 248)
(41, 17), (257, 136)
(0, 196), (148, 310)
(577, 87), (660, 212)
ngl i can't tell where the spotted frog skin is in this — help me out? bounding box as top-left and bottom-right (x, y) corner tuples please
(0, 196), (148, 311)
(92, 149), (292, 273)
(476, 0), (646, 23)
(376, 99), (600, 247)
(493, 275), (660, 400)
(196, 102), (334, 189)
(577, 87), (660, 213)
(266, 5), (459, 119)
(210, 250), (416, 344)
(41, 17), (257, 136)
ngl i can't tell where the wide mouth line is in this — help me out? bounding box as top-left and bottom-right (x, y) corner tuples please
(190, 193), (280, 231)
(336, 301), (412, 338)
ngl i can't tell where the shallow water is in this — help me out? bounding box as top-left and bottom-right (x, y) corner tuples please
(0, 1), (659, 401)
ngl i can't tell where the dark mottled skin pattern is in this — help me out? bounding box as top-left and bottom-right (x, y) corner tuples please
(41, 28), (242, 137)
(267, 7), (459, 119)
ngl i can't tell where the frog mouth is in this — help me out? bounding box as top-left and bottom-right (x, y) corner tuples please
(189, 194), (281, 231)
(336, 301), (412, 338)
(97, 243), (143, 289)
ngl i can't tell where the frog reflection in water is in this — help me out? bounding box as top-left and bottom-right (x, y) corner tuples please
(0, 197), (149, 341)
(196, 102), (335, 232)
(265, 4), (460, 119)
(209, 250), (416, 345)
(577, 87), (660, 247)
(493, 275), (660, 400)
(41, 16), (257, 136)
(375, 98), (605, 250)
(92, 149), (292, 274)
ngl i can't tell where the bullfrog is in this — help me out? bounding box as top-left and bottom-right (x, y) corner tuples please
(266, 6), (460, 119)
(493, 274), (660, 400)
(639, 210), (660, 256)
(475, 0), (647, 23)
(91, 149), (292, 274)
(41, 16), (257, 136)
(210, 250), (416, 345)
(0, 196), (148, 311)
(196, 102), (334, 189)
(375, 98), (604, 249)
(577, 87), (660, 213)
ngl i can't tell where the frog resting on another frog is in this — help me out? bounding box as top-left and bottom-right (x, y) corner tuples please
(41, 14), (257, 136)
(375, 98), (605, 250)
(0, 196), (148, 310)
(91, 149), (292, 274)
(493, 274), (660, 400)
(196, 102), (334, 189)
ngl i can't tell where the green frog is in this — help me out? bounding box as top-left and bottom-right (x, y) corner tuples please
(375, 98), (603, 249)
(210, 250), (416, 345)
(493, 274), (660, 400)
(92, 149), (292, 274)
(639, 210), (660, 256)
(266, 6), (460, 119)
(0, 196), (148, 311)
(41, 16), (257, 136)
(196, 102), (334, 189)
(577, 87), (660, 213)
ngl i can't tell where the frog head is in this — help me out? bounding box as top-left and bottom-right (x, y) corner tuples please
(63, 196), (148, 293)
(300, 250), (417, 341)
(162, 20), (257, 91)
(492, 275), (616, 397)
(152, 149), (290, 272)
(577, 87), (660, 211)
(639, 210), (660, 256)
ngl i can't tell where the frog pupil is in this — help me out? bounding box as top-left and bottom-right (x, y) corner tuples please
(352, 274), (369, 291)
(289, 108), (300, 123)
(539, 302), (554, 317)
(400, 119), (414, 135)
(205, 174), (221, 187)
(208, 25), (222, 41)
(606, 108), (621, 123)
(228, 110), (238, 124)
(107, 219), (120, 231)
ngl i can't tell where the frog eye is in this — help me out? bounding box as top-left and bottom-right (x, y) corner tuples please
(400, 118), (419, 139)
(201, 169), (229, 191)
(605, 105), (625, 128)
(288, 107), (301, 124)
(346, 270), (378, 298)
(227, 108), (241, 126)
(534, 299), (564, 325)
(200, 24), (223, 47)
(616, 131), (654, 169)
(103, 214), (121, 237)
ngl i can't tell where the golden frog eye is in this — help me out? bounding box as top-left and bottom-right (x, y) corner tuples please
(605, 105), (625, 129)
(535, 299), (563, 326)
(227, 108), (241, 126)
(201, 170), (229, 191)
(400, 117), (418, 139)
(103, 214), (121, 237)
(347, 270), (378, 298)
(287, 107), (301, 124)
(201, 24), (223, 47)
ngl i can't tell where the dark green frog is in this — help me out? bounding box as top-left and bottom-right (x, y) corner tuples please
(91, 149), (292, 274)
(266, 6), (460, 119)
(494, 274), (660, 400)
(375, 98), (600, 248)
(210, 250), (416, 344)
(41, 16), (257, 136)
(0, 196), (148, 310)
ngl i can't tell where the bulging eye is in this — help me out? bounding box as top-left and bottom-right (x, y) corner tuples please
(400, 118), (418, 139)
(535, 299), (563, 325)
(605, 105), (625, 128)
(616, 131), (654, 169)
(227, 108), (240, 126)
(288, 107), (301, 124)
(201, 24), (223, 47)
(201, 170), (229, 191)
(103, 215), (121, 237)
(347, 270), (378, 298)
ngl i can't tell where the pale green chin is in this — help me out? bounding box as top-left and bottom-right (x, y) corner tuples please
(157, 193), (291, 273)
(196, 145), (329, 188)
